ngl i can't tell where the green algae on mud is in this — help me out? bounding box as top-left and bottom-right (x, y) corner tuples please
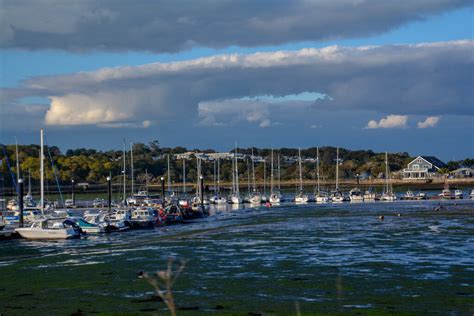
(1, 201), (473, 315)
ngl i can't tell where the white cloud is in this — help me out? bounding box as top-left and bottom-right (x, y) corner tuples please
(366, 115), (408, 129)
(1, 41), (473, 129)
(417, 116), (440, 128)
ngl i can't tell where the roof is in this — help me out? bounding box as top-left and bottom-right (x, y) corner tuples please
(417, 156), (446, 169)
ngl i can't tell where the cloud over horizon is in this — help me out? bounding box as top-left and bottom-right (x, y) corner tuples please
(0, 0), (471, 53)
(1, 40), (473, 130)
(417, 116), (441, 128)
(366, 115), (408, 129)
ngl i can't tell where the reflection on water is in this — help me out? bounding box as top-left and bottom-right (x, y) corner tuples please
(1, 199), (474, 314)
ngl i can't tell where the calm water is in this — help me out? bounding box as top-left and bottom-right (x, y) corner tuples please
(1, 200), (473, 315)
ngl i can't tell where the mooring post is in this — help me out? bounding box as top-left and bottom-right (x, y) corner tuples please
(200, 175), (204, 207)
(18, 178), (24, 228)
(107, 176), (112, 212)
(71, 179), (75, 207)
(161, 176), (165, 204)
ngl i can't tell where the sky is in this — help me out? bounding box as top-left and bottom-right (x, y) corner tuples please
(0, 0), (473, 161)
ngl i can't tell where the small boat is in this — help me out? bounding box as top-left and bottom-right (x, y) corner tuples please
(470, 190), (474, 199)
(454, 189), (464, 199)
(229, 193), (243, 204)
(294, 191), (309, 203)
(439, 189), (453, 199)
(315, 191), (329, 203)
(249, 192), (262, 204)
(269, 193), (281, 203)
(164, 204), (184, 225)
(349, 188), (364, 202)
(381, 152), (396, 201)
(403, 190), (415, 200)
(93, 198), (106, 208)
(363, 190), (376, 201)
(130, 208), (155, 228)
(16, 219), (81, 240)
(72, 217), (106, 234)
(331, 190), (346, 203)
(380, 192), (396, 202)
(416, 192), (427, 200)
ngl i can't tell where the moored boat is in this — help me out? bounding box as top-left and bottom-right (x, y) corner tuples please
(16, 218), (81, 240)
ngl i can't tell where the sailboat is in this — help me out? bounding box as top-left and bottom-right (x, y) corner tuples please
(349, 173), (364, 202)
(294, 148), (309, 203)
(249, 149), (262, 204)
(269, 148), (281, 203)
(16, 129), (81, 240)
(314, 147), (329, 203)
(380, 152), (397, 201)
(330, 147), (345, 202)
(229, 143), (243, 204)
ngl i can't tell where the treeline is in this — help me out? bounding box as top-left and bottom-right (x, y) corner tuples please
(1, 142), (472, 189)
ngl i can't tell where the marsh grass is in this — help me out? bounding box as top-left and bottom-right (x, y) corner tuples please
(141, 258), (187, 316)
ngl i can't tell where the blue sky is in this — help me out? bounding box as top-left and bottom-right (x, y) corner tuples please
(0, 2), (473, 161)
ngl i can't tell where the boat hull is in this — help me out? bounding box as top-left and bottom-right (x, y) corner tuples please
(15, 228), (80, 240)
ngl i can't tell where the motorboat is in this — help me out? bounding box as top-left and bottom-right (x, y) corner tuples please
(16, 218), (81, 240)
(130, 208), (155, 228)
(349, 188), (364, 202)
(454, 189), (464, 199)
(72, 217), (106, 234)
(469, 190), (474, 199)
(164, 204), (184, 225)
(363, 190), (376, 201)
(439, 188), (453, 199)
(416, 192), (427, 200)
(403, 190), (415, 200)
(93, 198), (106, 208)
(126, 190), (149, 206)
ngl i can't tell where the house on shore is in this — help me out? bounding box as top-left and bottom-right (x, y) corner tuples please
(402, 156), (446, 180)
(449, 167), (474, 178)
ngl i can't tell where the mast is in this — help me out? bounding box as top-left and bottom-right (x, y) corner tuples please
(15, 137), (20, 184)
(316, 147), (320, 194)
(232, 152), (235, 194)
(213, 159), (216, 195)
(336, 147), (339, 191)
(40, 129), (44, 214)
(385, 152), (390, 194)
(28, 170), (32, 196)
(278, 153), (281, 191)
(270, 148), (274, 194)
(167, 154), (171, 195)
(298, 148), (303, 192)
(247, 159), (251, 195)
(217, 157), (220, 195)
(263, 159), (266, 196)
(130, 142), (134, 195)
(145, 169), (149, 193)
(235, 143), (239, 197)
(251, 149), (256, 192)
(182, 159), (186, 195)
(122, 139), (126, 203)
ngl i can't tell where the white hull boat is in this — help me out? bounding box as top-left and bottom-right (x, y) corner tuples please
(16, 219), (81, 240)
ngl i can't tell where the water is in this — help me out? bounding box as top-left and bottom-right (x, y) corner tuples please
(1, 200), (473, 315)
